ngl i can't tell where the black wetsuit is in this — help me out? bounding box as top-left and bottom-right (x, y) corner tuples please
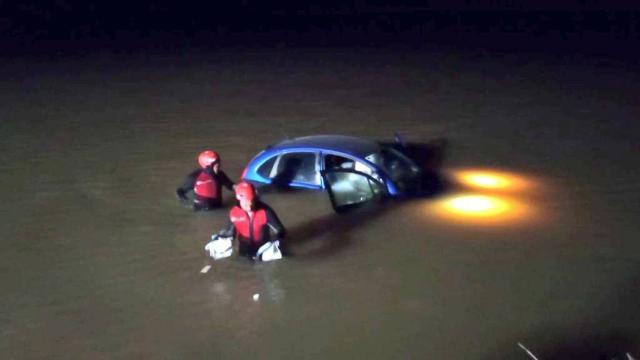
(176, 166), (234, 210)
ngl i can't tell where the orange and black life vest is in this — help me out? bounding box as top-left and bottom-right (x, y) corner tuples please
(229, 206), (269, 245)
(194, 171), (220, 199)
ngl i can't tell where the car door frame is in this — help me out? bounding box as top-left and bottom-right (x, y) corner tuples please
(320, 167), (388, 213)
(268, 149), (322, 190)
(320, 150), (388, 185)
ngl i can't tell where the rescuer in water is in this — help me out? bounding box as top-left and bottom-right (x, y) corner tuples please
(176, 150), (235, 211)
(212, 181), (286, 261)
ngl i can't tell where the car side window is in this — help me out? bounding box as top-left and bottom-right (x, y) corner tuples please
(325, 154), (374, 175)
(325, 154), (355, 170)
(325, 154), (383, 186)
(257, 156), (278, 178)
(274, 152), (319, 185)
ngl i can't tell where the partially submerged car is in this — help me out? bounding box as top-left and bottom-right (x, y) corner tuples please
(241, 135), (445, 212)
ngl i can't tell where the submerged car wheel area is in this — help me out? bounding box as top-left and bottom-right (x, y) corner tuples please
(242, 135), (445, 212)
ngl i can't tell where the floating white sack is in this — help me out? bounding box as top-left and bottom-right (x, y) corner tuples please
(205, 236), (233, 260)
(256, 240), (283, 262)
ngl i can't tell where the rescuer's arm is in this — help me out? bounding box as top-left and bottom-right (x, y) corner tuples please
(218, 170), (235, 191)
(176, 169), (201, 200)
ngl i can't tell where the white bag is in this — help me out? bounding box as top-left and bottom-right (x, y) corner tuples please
(256, 240), (283, 262)
(205, 236), (233, 260)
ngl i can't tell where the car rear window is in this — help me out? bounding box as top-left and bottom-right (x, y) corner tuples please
(275, 152), (319, 184)
(257, 156), (278, 178)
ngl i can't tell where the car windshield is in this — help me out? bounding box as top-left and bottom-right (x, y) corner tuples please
(365, 146), (420, 191)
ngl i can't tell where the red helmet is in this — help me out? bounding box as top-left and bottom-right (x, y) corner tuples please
(198, 150), (219, 168)
(235, 181), (256, 202)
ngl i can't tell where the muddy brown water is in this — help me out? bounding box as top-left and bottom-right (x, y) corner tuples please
(1, 48), (639, 359)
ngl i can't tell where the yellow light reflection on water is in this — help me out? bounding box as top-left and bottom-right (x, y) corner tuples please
(429, 193), (534, 226)
(450, 169), (534, 192)
(422, 168), (547, 226)
(445, 195), (510, 217)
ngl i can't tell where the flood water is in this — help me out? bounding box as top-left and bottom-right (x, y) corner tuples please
(1, 48), (639, 359)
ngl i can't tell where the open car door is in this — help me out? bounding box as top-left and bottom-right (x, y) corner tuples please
(320, 169), (387, 213)
(384, 137), (447, 175)
(379, 137), (448, 197)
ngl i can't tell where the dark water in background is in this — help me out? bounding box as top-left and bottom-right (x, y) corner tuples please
(1, 48), (639, 358)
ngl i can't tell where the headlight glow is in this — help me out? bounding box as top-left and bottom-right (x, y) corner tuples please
(450, 169), (534, 192)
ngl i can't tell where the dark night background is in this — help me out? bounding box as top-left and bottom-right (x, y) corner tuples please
(1, 1), (639, 359)
(2, 0), (640, 56)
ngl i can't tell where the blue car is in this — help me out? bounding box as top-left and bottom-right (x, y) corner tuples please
(241, 135), (441, 211)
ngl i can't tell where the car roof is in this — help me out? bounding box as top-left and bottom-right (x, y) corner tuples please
(268, 135), (380, 158)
